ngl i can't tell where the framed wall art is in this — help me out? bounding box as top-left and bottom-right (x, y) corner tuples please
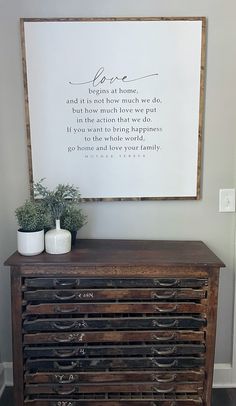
(21, 17), (206, 201)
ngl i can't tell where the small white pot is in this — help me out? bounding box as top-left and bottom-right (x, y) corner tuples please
(45, 219), (71, 255)
(17, 229), (44, 256)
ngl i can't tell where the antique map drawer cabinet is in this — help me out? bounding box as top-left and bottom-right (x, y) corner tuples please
(5, 239), (224, 406)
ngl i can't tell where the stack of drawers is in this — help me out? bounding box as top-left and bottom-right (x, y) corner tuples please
(5, 240), (224, 406)
(23, 276), (207, 406)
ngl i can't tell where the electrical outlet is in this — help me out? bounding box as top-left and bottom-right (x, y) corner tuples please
(219, 189), (235, 212)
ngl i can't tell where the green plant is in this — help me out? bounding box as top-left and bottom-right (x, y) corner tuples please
(15, 200), (48, 232)
(33, 180), (81, 223)
(61, 205), (87, 232)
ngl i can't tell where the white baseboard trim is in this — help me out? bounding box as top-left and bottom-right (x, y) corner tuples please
(0, 363), (5, 397)
(213, 363), (236, 388)
(3, 362), (13, 387)
(0, 385), (5, 399)
(1, 362), (236, 391)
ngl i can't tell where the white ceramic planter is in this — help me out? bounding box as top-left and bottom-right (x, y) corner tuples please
(17, 229), (44, 256)
(45, 219), (71, 254)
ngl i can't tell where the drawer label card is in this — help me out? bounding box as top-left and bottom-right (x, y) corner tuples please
(78, 291), (94, 299)
(75, 320), (88, 329)
(55, 374), (76, 383)
(65, 333), (85, 342)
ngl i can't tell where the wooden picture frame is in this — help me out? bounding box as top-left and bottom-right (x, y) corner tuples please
(21, 17), (206, 201)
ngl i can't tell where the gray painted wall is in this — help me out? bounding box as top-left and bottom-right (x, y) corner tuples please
(0, 0), (235, 365)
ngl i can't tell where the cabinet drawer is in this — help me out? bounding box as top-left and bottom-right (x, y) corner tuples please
(24, 303), (206, 315)
(24, 330), (205, 344)
(24, 397), (203, 406)
(25, 370), (205, 384)
(23, 317), (206, 332)
(24, 278), (208, 289)
(25, 382), (203, 395)
(25, 356), (205, 371)
(24, 288), (206, 302)
(24, 344), (205, 358)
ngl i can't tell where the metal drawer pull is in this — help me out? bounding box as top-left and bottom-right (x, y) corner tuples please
(154, 304), (177, 313)
(151, 291), (177, 299)
(152, 386), (174, 394)
(54, 361), (79, 371)
(151, 359), (177, 368)
(52, 321), (77, 330)
(152, 333), (176, 341)
(54, 293), (76, 301)
(54, 386), (76, 395)
(151, 346), (176, 356)
(152, 373), (176, 383)
(54, 279), (80, 288)
(153, 320), (178, 328)
(154, 279), (179, 287)
(53, 349), (78, 358)
(55, 306), (77, 314)
(53, 402), (75, 406)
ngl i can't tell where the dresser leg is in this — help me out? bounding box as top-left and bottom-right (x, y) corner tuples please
(204, 268), (220, 406)
(11, 267), (24, 406)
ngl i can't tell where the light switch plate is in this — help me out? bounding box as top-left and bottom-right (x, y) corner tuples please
(219, 189), (235, 212)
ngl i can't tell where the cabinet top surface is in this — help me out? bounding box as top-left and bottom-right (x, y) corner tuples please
(5, 239), (224, 268)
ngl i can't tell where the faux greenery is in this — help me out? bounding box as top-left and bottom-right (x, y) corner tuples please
(33, 180), (81, 223)
(61, 205), (87, 232)
(15, 200), (48, 232)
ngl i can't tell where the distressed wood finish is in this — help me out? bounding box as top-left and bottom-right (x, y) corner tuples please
(24, 277), (208, 288)
(24, 302), (206, 314)
(204, 269), (220, 403)
(23, 287), (207, 301)
(24, 330), (205, 344)
(25, 356), (205, 372)
(3, 387), (236, 406)
(24, 344), (205, 358)
(25, 370), (205, 384)
(23, 316), (206, 332)
(6, 239), (223, 267)
(23, 399), (203, 406)
(5, 239), (224, 406)
(25, 382), (203, 394)
(10, 267), (24, 406)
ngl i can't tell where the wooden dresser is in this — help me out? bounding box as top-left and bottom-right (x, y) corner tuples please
(5, 239), (224, 406)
